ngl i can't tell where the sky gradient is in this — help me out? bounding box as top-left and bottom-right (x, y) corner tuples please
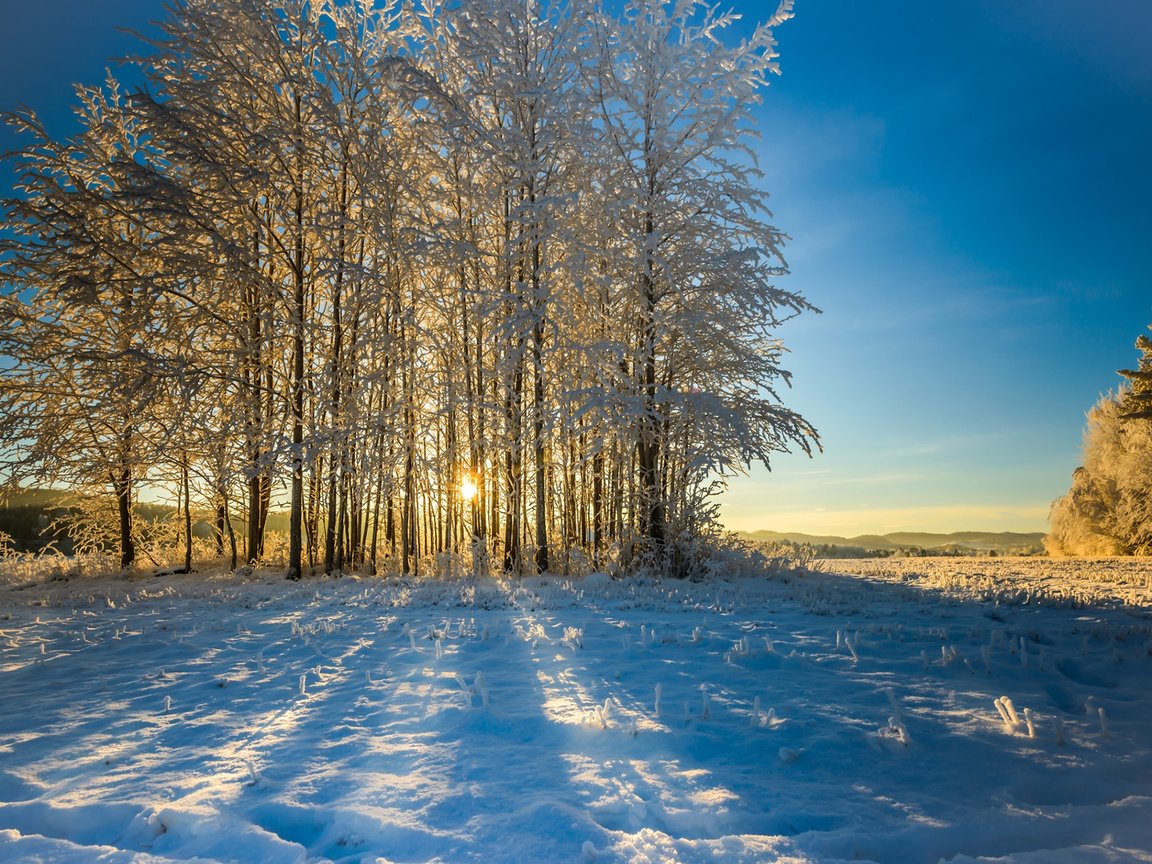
(1, 0), (1149, 536)
(723, 0), (1152, 535)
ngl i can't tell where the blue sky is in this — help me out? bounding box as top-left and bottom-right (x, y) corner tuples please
(1, 0), (1149, 536)
(721, 0), (1152, 535)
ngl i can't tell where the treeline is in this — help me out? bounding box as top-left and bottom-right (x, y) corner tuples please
(1047, 326), (1152, 556)
(0, 0), (816, 578)
(0, 498), (235, 558)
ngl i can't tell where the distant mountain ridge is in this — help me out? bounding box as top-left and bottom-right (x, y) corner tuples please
(740, 529), (1046, 555)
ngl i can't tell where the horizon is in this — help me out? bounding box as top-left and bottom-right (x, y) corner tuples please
(737, 526), (1046, 539)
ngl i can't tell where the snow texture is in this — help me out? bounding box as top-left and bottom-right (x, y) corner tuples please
(1, 557), (1151, 863)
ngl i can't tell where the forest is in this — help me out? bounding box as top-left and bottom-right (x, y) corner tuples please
(0, 0), (815, 579)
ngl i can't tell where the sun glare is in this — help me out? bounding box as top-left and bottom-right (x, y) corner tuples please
(461, 476), (478, 502)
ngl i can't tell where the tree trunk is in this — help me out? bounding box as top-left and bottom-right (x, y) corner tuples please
(112, 467), (135, 570)
(223, 492), (238, 571)
(533, 316), (548, 573)
(287, 91), (307, 581)
(638, 199), (666, 550)
(324, 158), (349, 575)
(182, 458), (193, 573)
(215, 497), (227, 559)
(503, 354), (522, 574)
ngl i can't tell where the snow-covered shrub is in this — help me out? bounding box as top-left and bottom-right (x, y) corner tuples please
(0, 529), (15, 559)
(557, 545), (593, 578)
(433, 550), (468, 581)
(629, 529), (811, 582)
(470, 537), (492, 579)
(46, 494), (125, 563)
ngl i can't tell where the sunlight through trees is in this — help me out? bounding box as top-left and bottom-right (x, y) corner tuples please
(0, 0), (816, 578)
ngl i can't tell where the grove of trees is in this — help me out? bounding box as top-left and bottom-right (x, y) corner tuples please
(1046, 326), (1152, 556)
(0, 0), (816, 578)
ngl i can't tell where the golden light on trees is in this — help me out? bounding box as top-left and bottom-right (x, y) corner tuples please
(0, 0), (814, 579)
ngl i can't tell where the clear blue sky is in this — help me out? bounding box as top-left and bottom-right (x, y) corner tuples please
(723, 0), (1152, 535)
(2, 0), (1150, 536)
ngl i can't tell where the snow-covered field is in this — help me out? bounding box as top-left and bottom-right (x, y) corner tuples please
(2, 557), (1152, 863)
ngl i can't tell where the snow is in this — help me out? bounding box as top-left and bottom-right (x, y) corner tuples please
(1, 557), (1152, 863)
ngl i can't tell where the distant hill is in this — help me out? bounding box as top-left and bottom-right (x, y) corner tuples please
(1, 487), (75, 507)
(739, 529), (1046, 557)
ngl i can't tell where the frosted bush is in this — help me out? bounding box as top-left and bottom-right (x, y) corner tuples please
(433, 550), (468, 581)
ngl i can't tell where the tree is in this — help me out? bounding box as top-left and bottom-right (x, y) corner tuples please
(1047, 326), (1152, 556)
(0, 81), (179, 569)
(1118, 328), (1152, 420)
(588, 0), (815, 559)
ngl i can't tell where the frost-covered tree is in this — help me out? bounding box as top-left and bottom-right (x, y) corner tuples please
(587, 0), (816, 558)
(0, 81), (182, 569)
(1047, 327), (1152, 556)
(0, 0), (817, 577)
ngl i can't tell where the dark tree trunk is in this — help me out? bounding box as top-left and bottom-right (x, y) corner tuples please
(112, 467), (135, 570)
(638, 199), (666, 550)
(182, 459), (193, 574)
(215, 499), (227, 559)
(287, 91), (306, 581)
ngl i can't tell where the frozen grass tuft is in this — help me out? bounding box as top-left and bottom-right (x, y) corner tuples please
(994, 696), (1020, 733)
(596, 699), (611, 729)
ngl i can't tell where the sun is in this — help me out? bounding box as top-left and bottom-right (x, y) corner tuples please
(461, 476), (478, 502)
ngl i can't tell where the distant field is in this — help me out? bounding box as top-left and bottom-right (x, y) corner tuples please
(742, 529), (1047, 556)
(820, 555), (1152, 608)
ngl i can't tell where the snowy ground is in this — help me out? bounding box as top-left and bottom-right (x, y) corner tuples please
(2, 557), (1152, 863)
